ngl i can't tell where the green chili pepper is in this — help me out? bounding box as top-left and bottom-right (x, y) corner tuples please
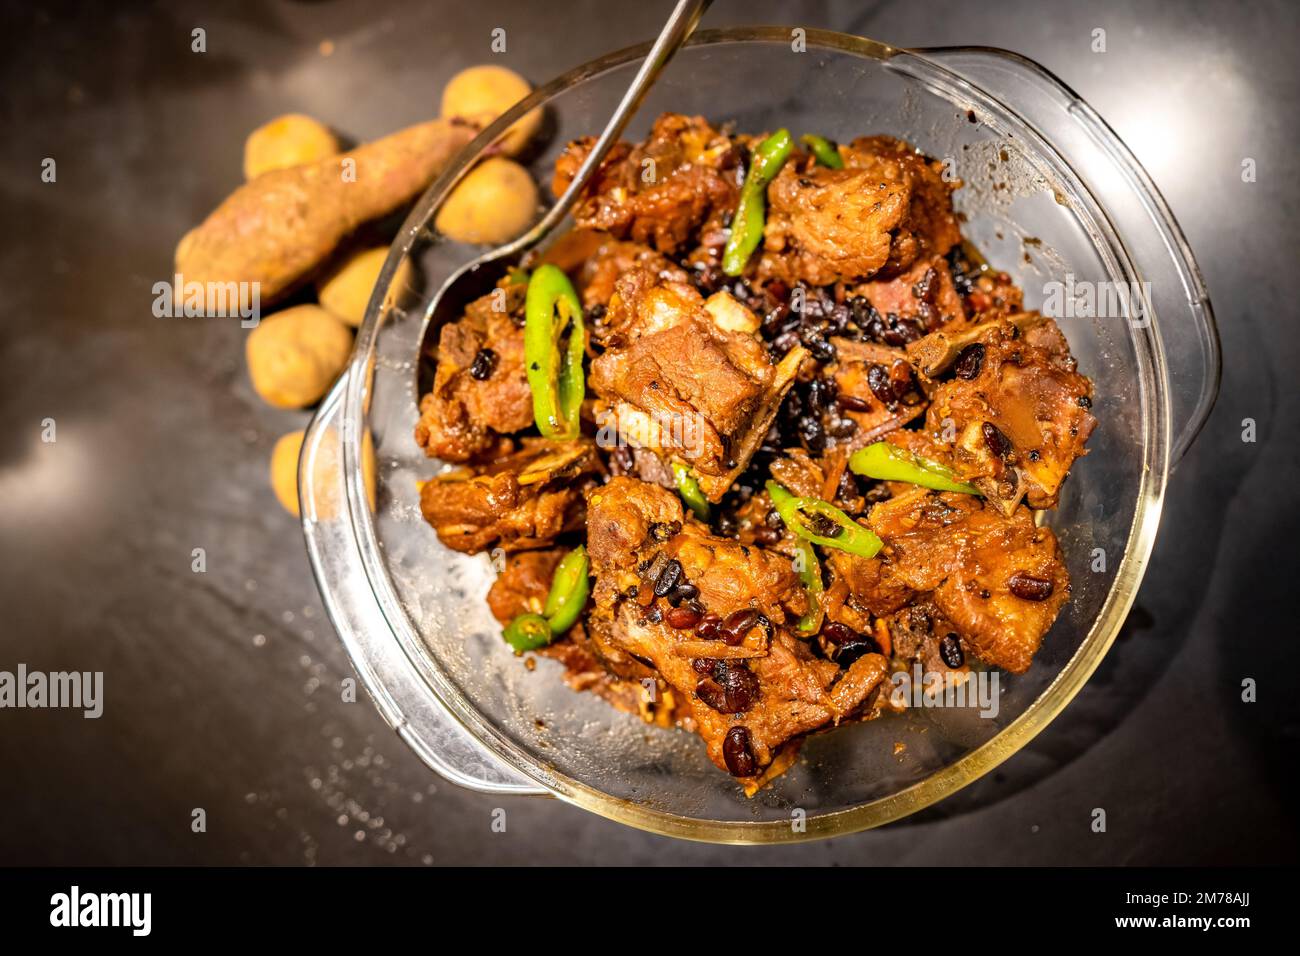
(503, 613), (552, 653)
(793, 539), (824, 634)
(722, 128), (795, 276)
(765, 480), (883, 558)
(501, 545), (589, 653)
(524, 264), (585, 439)
(848, 441), (980, 495)
(800, 133), (844, 169)
(672, 463), (711, 521)
(506, 266), (530, 285)
(542, 545), (589, 635)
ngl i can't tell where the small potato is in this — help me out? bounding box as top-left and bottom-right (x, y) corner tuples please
(440, 65), (541, 156)
(316, 247), (413, 326)
(270, 430), (307, 515)
(246, 305), (353, 409)
(435, 158), (538, 245)
(243, 114), (340, 180)
(270, 428), (376, 518)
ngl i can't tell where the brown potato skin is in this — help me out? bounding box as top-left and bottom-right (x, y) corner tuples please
(177, 118), (478, 308)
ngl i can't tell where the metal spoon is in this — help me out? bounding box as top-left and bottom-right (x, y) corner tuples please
(416, 0), (712, 398)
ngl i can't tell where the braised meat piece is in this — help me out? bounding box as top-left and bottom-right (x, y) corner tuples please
(825, 548), (916, 621)
(586, 476), (804, 625)
(848, 136), (964, 274)
(826, 338), (928, 448)
(552, 113), (740, 255)
(863, 487), (1070, 673)
(539, 227), (692, 317)
(585, 477), (689, 603)
(414, 280), (532, 463)
(586, 477), (888, 783)
(610, 611), (887, 783)
(586, 267), (706, 348)
(575, 237), (690, 313)
(767, 448), (829, 500)
(851, 253), (966, 333)
(420, 440), (600, 554)
(887, 601), (971, 679)
(760, 135), (961, 287)
(913, 314), (1096, 510)
(761, 158), (908, 287)
(590, 271), (804, 498)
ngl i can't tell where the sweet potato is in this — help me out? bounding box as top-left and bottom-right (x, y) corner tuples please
(176, 118), (478, 309)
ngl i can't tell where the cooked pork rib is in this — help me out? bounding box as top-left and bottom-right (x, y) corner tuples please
(590, 270), (804, 498)
(917, 315), (1096, 511)
(586, 477), (888, 782)
(760, 135), (962, 287)
(553, 113), (740, 255)
(829, 486), (1070, 673)
(419, 440), (600, 554)
(415, 280), (532, 463)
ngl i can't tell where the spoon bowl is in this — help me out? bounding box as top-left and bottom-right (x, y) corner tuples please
(414, 0), (711, 403)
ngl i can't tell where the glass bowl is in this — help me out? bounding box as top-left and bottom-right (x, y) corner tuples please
(300, 28), (1219, 842)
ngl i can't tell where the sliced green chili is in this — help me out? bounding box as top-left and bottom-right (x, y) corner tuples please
(542, 545), (589, 634)
(765, 481), (883, 558)
(800, 133), (844, 169)
(524, 264), (584, 440)
(848, 441), (980, 495)
(722, 128), (795, 276)
(503, 613), (552, 653)
(793, 539), (824, 634)
(672, 463), (711, 521)
(506, 266), (530, 285)
(503, 545), (589, 652)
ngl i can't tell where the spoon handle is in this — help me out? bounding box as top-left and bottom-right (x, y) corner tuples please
(516, 0), (713, 249)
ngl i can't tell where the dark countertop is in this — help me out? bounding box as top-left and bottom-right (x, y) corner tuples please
(1, 0), (1295, 865)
